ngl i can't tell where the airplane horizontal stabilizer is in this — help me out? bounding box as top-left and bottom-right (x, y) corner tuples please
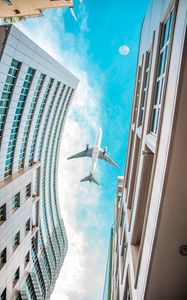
(80, 174), (99, 185)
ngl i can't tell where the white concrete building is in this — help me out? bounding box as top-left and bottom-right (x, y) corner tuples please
(109, 0), (187, 299)
(0, 0), (73, 19)
(0, 25), (79, 299)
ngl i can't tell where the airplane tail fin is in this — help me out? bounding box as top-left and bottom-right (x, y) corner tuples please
(80, 174), (99, 185)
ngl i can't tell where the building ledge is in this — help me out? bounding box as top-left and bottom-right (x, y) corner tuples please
(145, 133), (156, 153)
(0, 162), (40, 190)
(136, 126), (142, 138)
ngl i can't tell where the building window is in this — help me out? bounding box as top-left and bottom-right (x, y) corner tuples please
(18, 73), (46, 169)
(15, 293), (22, 300)
(0, 59), (20, 141)
(0, 248), (6, 270)
(121, 230), (127, 281)
(33, 168), (40, 196)
(0, 204), (6, 224)
(4, 66), (35, 178)
(12, 192), (20, 211)
(120, 209), (125, 242)
(115, 251), (119, 284)
(13, 232), (20, 251)
(13, 267), (20, 287)
(133, 65), (142, 125)
(36, 81), (60, 161)
(127, 137), (141, 213)
(25, 219), (30, 235)
(25, 251), (30, 267)
(151, 10), (174, 134)
(34, 258), (46, 297)
(139, 51), (151, 126)
(123, 271), (132, 300)
(0, 288), (6, 300)
(26, 274), (37, 299)
(28, 78), (54, 166)
(26, 183), (31, 199)
(131, 147), (154, 284)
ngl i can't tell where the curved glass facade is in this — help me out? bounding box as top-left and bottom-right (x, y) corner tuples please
(0, 25), (78, 299)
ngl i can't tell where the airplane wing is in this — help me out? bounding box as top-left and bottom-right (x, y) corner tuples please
(98, 150), (120, 169)
(67, 148), (93, 160)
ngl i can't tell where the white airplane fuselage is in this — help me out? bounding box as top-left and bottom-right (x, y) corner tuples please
(68, 126), (120, 185)
(90, 128), (102, 175)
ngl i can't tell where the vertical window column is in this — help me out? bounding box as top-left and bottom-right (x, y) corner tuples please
(151, 10), (174, 134)
(18, 73), (46, 169)
(36, 81), (60, 161)
(28, 78), (54, 166)
(0, 204), (6, 224)
(131, 147), (154, 285)
(41, 87), (71, 254)
(0, 59), (21, 141)
(4, 66), (35, 177)
(25, 274), (37, 300)
(125, 65), (142, 193)
(133, 66), (142, 126)
(139, 51), (151, 126)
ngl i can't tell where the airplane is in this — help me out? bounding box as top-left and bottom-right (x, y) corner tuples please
(67, 128), (120, 185)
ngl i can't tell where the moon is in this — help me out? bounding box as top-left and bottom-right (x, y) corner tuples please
(119, 45), (130, 56)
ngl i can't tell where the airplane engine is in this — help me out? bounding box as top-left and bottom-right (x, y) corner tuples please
(103, 146), (107, 154)
(86, 144), (89, 151)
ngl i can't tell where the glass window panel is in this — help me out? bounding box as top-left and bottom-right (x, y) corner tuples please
(1, 92), (9, 99)
(26, 183), (31, 199)
(157, 79), (164, 105)
(12, 59), (20, 68)
(25, 251), (30, 267)
(6, 75), (14, 84)
(12, 193), (20, 210)
(151, 108), (157, 133)
(0, 108), (6, 114)
(28, 67), (34, 75)
(0, 248), (6, 270)
(25, 219), (30, 234)
(150, 10), (174, 135)
(167, 10), (174, 41)
(13, 267), (20, 286)
(161, 16), (170, 48)
(13, 232), (20, 250)
(155, 109), (160, 133)
(154, 80), (161, 105)
(1, 288), (6, 300)
(158, 50), (165, 77)
(144, 71), (148, 87)
(0, 204), (6, 223)
(163, 46), (169, 74)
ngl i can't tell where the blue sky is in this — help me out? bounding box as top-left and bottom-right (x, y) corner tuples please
(59, 0), (150, 228)
(17, 0), (149, 299)
(62, 0), (150, 243)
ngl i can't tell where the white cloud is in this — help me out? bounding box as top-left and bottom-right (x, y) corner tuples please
(55, 68), (105, 300)
(79, 4), (90, 33)
(17, 10), (107, 300)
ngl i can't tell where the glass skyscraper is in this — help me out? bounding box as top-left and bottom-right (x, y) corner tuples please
(0, 24), (79, 299)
